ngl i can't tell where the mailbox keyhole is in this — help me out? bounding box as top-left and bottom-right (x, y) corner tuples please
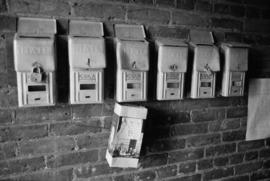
(170, 93), (175, 96)
(35, 98), (41, 101)
(85, 96), (91, 99)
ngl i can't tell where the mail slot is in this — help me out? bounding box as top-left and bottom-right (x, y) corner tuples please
(14, 17), (56, 107)
(189, 30), (220, 98)
(221, 42), (249, 97)
(156, 39), (188, 100)
(115, 24), (149, 102)
(68, 20), (106, 104)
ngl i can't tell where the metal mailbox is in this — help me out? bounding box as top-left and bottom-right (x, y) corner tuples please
(221, 42), (249, 97)
(14, 17), (56, 107)
(190, 30), (220, 99)
(68, 20), (106, 104)
(156, 39), (188, 100)
(115, 24), (149, 102)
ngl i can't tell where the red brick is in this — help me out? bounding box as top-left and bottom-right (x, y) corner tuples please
(246, 7), (261, 19)
(195, 0), (212, 12)
(0, 15), (16, 32)
(156, 165), (177, 179)
(140, 153), (168, 168)
(221, 175), (249, 181)
(149, 138), (185, 152)
(0, 86), (17, 108)
(227, 107), (247, 118)
(176, 0), (195, 10)
(230, 5), (245, 17)
(186, 134), (221, 147)
(0, 156), (45, 176)
(191, 108), (225, 122)
(0, 124), (48, 142)
(102, 102), (114, 116)
(204, 167), (234, 181)
(72, 104), (103, 119)
(168, 148), (204, 163)
(179, 162), (196, 174)
(0, 142), (17, 160)
(214, 157), (229, 167)
(170, 123), (208, 137)
(0, 109), (13, 125)
(168, 174), (201, 181)
(74, 2), (126, 20)
(75, 163), (123, 178)
(251, 170), (270, 181)
(229, 153), (244, 164)
(214, 3), (230, 15)
(245, 20), (270, 33)
(262, 9), (270, 19)
(9, 168), (73, 181)
(15, 107), (50, 124)
(209, 119), (241, 132)
(156, 0), (175, 7)
(114, 174), (134, 181)
(149, 111), (190, 126)
(0, 0), (6, 12)
(172, 11), (211, 27)
(134, 170), (156, 181)
(77, 133), (109, 150)
(90, 177), (113, 181)
(47, 150), (98, 168)
(130, 0), (153, 5)
(48, 106), (72, 121)
(225, 32), (243, 42)
(238, 140), (265, 152)
(260, 148), (270, 158)
(19, 136), (75, 156)
(222, 130), (246, 142)
(197, 159), (213, 170)
(128, 7), (170, 24)
(211, 18), (243, 31)
(50, 119), (101, 136)
(245, 151), (258, 161)
(235, 161), (263, 175)
(206, 143), (236, 157)
(263, 159), (270, 168)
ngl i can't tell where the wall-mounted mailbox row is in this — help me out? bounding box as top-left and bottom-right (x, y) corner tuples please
(13, 17), (249, 107)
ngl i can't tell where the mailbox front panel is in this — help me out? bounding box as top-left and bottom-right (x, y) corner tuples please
(157, 72), (184, 100)
(222, 71), (245, 97)
(70, 70), (103, 104)
(116, 70), (147, 102)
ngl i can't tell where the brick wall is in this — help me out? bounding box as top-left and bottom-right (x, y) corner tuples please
(1, 0), (270, 180)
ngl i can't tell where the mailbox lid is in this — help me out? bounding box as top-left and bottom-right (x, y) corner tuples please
(69, 37), (106, 69)
(222, 42), (249, 71)
(117, 39), (149, 71)
(193, 45), (220, 72)
(115, 24), (146, 41)
(69, 20), (104, 37)
(114, 103), (147, 119)
(17, 17), (56, 36)
(156, 39), (188, 72)
(14, 34), (56, 72)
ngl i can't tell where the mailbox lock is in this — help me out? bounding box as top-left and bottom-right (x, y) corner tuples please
(204, 64), (213, 76)
(30, 63), (43, 83)
(132, 61), (137, 69)
(170, 64), (178, 71)
(87, 58), (91, 68)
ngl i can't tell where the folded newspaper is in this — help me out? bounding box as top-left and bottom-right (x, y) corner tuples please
(106, 103), (147, 168)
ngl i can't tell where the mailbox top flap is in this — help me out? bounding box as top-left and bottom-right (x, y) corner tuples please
(114, 24), (146, 40)
(189, 30), (214, 45)
(17, 17), (56, 37)
(68, 37), (106, 69)
(116, 39), (149, 71)
(114, 103), (148, 119)
(69, 20), (104, 37)
(221, 42), (249, 71)
(14, 34), (55, 72)
(156, 39), (188, 72)
(193, 45), (220, 72)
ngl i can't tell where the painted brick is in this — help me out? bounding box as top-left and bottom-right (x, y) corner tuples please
(170, 123), (208, 137)
(47, 150), (98, 168)
(251, 170), (270, 181)
(14, 107), (50, 124)
(149, 138), (185, 152)
(168, 148), (204, 163)
(222, 130), (246, 142)
(227, 107), (247, 118)
(140, 153), (168, 168)
(206, 143), (236, 157)
(49, 119), (101, 136)
(203, 167), (234, 181)
(134, 170), (156, 181)
(238, 140), (265, 152)
(214, 157), (229, 167)
(197, 159), (213, 170)
(179, 162), (196, 174)
(172, 11), (211, 27)
(0, 156), (45, 176)
(209, 119), (240, 132)
(245, 151), (258, 161)
(77, 133), (109, 150)
(19, 137), (76, 156)
(229, 153), (244, 164)
(74, 2), (126, 20)
(168, 174), (201, 181)
(211, 18), (243, 31)
(191, 108), (225, 122)
(0, 124), (48, 142)
(128, 7), (170, 24)
(72, 105), (103, 119)
(235, 161), (263, 175)
(186, 134), (221, 147)
(156, 165), (177, 179)
(176, 0), (195, 10)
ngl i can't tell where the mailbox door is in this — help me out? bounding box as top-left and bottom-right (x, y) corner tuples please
(228, 72), (245, 96)
(197, 71), (216, 98)
(124, 71), (146, 101)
